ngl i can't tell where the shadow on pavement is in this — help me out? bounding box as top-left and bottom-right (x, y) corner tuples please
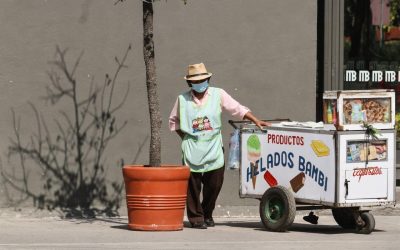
(289, 223), (386, 234)
(288, 223), (354, 234)
(213, 220), (386, 234)
(214, 220), (263, 229)
(94, 217), (127, 225)
(110, 224), (131, 231)
(183, 220), (263, 229)
(64, 217), (127, 225)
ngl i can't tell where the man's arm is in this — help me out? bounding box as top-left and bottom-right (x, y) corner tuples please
(219, 89), (271, 129)
(169, 97), (181, 130)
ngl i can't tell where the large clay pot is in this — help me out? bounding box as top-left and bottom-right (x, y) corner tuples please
(122, 165), (190, 231)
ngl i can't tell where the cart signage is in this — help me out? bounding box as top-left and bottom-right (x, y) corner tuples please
(244, 152), (328, 191)
(352, 166), (383, 182)
(241, 129), (336, 203)
(267, 133), (304, 146)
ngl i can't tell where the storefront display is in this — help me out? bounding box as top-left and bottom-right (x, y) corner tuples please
(323, 90), (395, 130)
(346, 140), (387, 162)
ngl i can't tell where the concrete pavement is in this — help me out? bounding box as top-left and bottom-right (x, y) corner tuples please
(0, 187), (398, 249)
(0, 215), (400, 249)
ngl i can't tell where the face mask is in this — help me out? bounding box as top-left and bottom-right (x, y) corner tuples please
(191, 80), (209, 93)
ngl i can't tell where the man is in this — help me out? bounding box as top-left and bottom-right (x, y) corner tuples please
(169, 63), (270, 229)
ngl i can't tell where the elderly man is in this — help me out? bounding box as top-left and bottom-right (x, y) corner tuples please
(169, 63), (270, 229)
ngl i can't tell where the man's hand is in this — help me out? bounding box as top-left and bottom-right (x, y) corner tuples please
(244, 112), (271, 130)
(255, 120), (271, 130)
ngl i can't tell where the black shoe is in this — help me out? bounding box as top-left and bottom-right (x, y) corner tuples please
(191, 222), (207, 229)
(303, 212), (319, 225)
(204, 218), (215, 227)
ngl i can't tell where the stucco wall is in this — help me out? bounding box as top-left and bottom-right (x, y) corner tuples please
(0, 0), (317, 211)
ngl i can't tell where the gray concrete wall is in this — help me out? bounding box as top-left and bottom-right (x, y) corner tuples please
(0, 0), (317, 211)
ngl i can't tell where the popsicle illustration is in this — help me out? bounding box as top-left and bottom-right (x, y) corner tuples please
(289, 172), (306, 193)
(247, 135), (261, 189)
(264, 170), (278, 187)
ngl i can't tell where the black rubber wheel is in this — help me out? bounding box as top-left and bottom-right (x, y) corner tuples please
(356, 212), (375, 234)
(259, 185), (296, 232)
(332, 208), (356, 229)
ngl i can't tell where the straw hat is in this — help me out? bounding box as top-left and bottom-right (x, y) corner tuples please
(184, 63), (213, 81)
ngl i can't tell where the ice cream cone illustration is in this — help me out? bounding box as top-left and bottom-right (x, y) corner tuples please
(249, 162), (257, 189)
(247, 135), (261, 189)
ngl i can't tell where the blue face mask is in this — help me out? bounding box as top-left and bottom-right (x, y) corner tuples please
(191, 80), (209, 93)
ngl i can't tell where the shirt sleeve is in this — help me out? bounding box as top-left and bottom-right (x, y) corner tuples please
(169, 97), (180, 131)
(220, 88), (250, 120)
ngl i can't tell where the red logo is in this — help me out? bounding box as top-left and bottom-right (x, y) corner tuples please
(267, 133), (304, 146)
(352, 167), (383, 182)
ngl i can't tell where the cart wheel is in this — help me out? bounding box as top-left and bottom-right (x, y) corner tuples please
(331, 208), (356, 229)
(356, 212), (375, 234)
(259, 186), (296, 232)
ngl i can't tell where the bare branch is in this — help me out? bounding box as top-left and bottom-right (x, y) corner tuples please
(43, 70), (74, 104)
(71, 50), (84, 78)
(9, 109), (30, 193)
(53, 46), (76, 88)
(59, 111), (74, 134)
(110, 82), (130, 114)
(114, 0), (125, 5)
(54, 119), (70, 173)
(106, 45), (131, 113)
(6, 45), (131, 216)
(132, 135), (149, 164)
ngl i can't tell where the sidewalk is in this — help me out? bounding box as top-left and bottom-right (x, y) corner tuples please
(0, 215), (400, 249)
(0, 188), (399, 249)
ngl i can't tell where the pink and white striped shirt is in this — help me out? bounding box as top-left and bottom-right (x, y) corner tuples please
(169, 88), (250, 131)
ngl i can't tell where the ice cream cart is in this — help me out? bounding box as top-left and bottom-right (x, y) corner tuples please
(229, 90), (396, 234)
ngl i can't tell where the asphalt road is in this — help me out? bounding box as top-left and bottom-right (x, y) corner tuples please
(0, 215), (399, 250)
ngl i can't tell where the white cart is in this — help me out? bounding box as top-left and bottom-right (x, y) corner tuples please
(230, 90), (397, 234)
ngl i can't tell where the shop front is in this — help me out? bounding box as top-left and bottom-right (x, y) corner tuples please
(319, 0), (400, 183)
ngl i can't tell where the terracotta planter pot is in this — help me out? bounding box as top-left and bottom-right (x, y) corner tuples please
(122, 165), (190, 231)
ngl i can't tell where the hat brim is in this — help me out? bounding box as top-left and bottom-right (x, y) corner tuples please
(184, 73), (212, 81)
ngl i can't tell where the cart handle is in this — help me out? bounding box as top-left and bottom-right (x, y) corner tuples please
(228, 118), (291, 129)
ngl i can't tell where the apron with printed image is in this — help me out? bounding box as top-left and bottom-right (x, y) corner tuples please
(179, 87), (224, 173)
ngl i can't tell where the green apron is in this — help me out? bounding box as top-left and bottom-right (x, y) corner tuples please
(179, 87), (224, 173)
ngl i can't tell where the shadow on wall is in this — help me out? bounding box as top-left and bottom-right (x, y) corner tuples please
(0, 45), (135, 218)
